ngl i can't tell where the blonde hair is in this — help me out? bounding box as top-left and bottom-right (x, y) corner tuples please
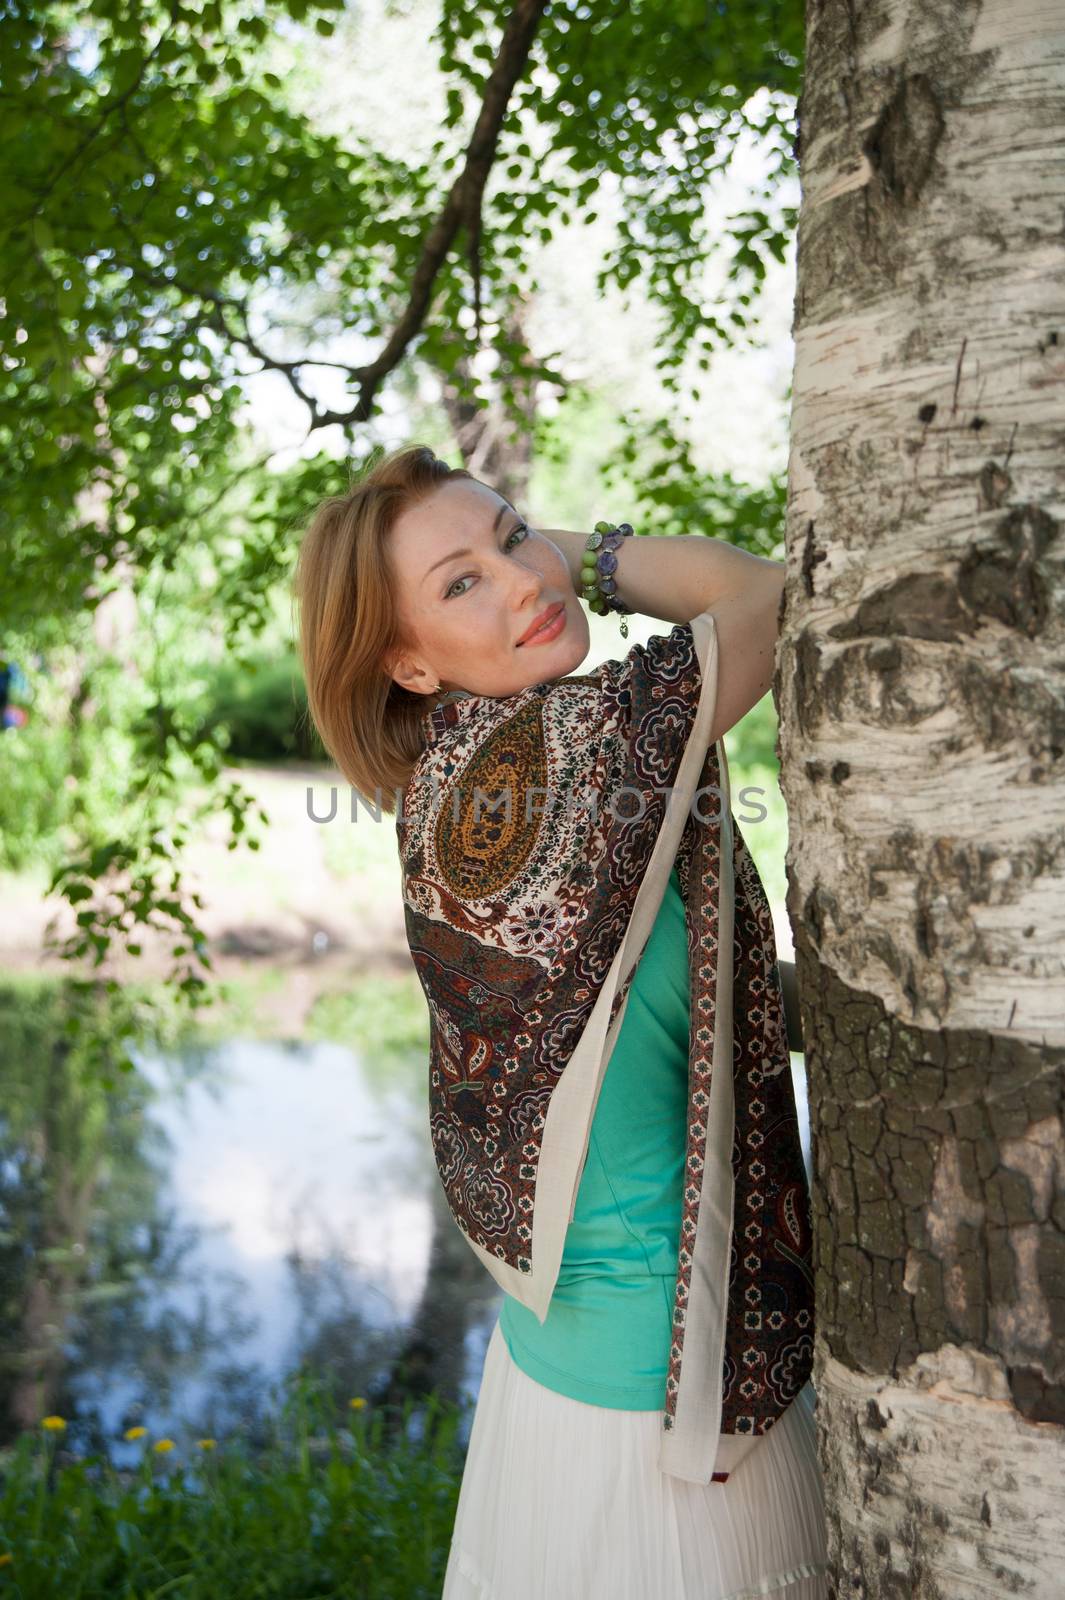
(292, 443), (474, 814)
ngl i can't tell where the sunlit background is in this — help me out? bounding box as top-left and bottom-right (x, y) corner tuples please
(0, 0), (804, 1478)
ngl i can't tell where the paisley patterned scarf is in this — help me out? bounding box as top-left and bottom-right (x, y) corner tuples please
(395, 608), (814, 1484)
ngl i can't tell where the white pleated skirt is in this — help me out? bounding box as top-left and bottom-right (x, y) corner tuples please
(443, 1317), (830, 1600)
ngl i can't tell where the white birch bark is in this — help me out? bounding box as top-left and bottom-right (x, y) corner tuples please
(778, 0), (1065, 1592)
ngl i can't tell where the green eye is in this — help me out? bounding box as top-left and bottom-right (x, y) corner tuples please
(444, 523), (529, 599)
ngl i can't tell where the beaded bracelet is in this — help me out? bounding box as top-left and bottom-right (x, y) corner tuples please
(581, 521), (635, 639)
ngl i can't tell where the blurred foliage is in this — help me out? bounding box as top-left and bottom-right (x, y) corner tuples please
(3, 0), (798, 618)
(729, 683), (782, 773)
(0, 633), (157, 876)
(435, 0), (801, 375)
(1, 0), (801, 1043)
(195, 649), (322, 763)
(725, 693), (788, 908)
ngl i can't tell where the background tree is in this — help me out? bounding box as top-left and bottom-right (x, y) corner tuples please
(2, 0), (800, 1062)
(779, 0), (1065, 1592)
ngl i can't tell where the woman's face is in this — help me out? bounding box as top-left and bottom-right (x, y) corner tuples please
(386, 478), (591, 700)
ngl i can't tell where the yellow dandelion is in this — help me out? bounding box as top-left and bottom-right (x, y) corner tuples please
(153, 1438), (175, 1454)
(0, 1553), (12, 1567)
(124, 1425), (148, 1441)
(348, 1397), (367, 1411)
(41, 1415), (66, 1432)
(196, 1438), (217, 1450)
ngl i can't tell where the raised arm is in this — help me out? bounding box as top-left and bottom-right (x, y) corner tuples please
(544, 525), (785, 746)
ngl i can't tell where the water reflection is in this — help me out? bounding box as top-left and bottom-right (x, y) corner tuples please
(0, 996), (499, 1465)
(0, 981), (812, 1466)
(129, 1037), (496, 1437)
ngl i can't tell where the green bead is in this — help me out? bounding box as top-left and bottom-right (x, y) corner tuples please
(593, 520), (611, 534)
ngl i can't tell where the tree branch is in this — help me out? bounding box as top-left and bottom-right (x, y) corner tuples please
(312, 0), (549, 426)
(82, 4), (549, 432)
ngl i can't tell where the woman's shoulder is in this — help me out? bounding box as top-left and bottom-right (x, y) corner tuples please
(399, 624), (705, 820)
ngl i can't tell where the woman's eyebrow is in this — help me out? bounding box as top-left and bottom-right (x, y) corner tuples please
(421, 503), (518, 584)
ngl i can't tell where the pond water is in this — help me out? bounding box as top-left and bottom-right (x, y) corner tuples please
(2, 1015), (811, 1465)
(58, 1032), (503, 1464)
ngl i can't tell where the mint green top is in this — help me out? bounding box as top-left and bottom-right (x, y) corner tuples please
(498, 863), (690, 1408)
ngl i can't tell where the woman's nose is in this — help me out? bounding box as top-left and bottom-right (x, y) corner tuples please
(509, 564), (542, 607)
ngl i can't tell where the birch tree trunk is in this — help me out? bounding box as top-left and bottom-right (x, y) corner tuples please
(777, 0), (1065, 1593)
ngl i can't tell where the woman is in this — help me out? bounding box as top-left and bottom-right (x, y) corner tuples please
(294, 444), (829, 1599)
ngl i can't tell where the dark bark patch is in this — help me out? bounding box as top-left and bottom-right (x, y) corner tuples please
(801, 884), (842, 948)
(978, 460), (1012, 509)
(958, 503), (1057, 637)
(807, 636), (940, 735)
(1007, 1365), (1065, 1426)
(801, 519), (828, 597)
(955, 654), (1065, 757)
(828, 574), (974, 643)
(795, 923), (1065, 1424)
(862, 73), (945, 207)
(866, 1396), (889, 1430)
(793, 629), (824, 736)
(866, 640), (902, 673)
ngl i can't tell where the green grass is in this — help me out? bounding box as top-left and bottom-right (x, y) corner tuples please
(0, 1370), (467, 1598)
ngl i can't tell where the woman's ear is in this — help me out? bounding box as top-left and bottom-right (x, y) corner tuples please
(385, 649), (436, 697)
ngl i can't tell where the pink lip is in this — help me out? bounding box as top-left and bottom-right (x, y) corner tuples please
(517, 603), (566, 646)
